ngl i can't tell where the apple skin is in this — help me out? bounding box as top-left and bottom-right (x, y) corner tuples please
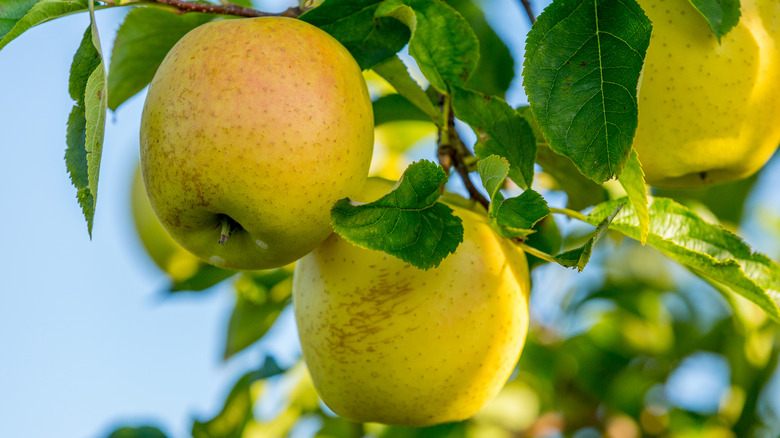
(292, 178), (531, 426)
(634, 0), (780, 188)
(140, 17), (373, 270)
(131, 164), (202, 281)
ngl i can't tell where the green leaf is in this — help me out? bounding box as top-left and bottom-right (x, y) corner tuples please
(0, 0), (38, 40)
(453, 87), (536, 189)
(524, 216), (562, 269)
(107, 426), (168, 438)
(653, 172), (760, 225)
(168, 265), (236, 293)
(375, 0), (479, 93)
(65, 21), (105, 236)
(223, 270), (292, 360)
(556, 203), (622, 271)
(688, 0), (741, 42)
(228, 0), (252, 8)
(0, 0), (89, 50)
(517, 106), (608, 211)
(83, 68), (106, 236)
(331, 160), (464, 270)
(373, 93), (432, 126)
(446, 0), (514, 97)
(617, 149), (649, 244)
(372, 55), (441, 124)
(589, 197), (780, 321)
(192, 357), (285, 438)
(64, 105), (94, 232)
(69, 26), (100, 106)
(523, 0), (652, 183)
(108, 7), (213, 110)
(379, 422), (467, 438)
(300, 0), (410, 70)
(477, 155), (549, 239)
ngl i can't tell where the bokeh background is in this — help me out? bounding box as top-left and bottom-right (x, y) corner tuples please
(2, 0), (780, 437)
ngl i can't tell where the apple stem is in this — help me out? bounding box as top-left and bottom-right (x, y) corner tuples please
(219, 216), (232, 245)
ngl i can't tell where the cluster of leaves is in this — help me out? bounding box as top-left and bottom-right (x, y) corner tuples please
(2, 0), (776, 316)
(3, 0), (780, 435)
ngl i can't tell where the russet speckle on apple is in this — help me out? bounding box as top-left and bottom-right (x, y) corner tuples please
(140, 17), (374, 270)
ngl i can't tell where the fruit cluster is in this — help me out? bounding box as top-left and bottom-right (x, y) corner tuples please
(136, 0), (780, 425)
(139, 17), (531, 426)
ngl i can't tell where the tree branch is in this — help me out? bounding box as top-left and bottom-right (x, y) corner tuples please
(437, 97), (490, 210)
(143, 0), (306, 18)
(517, 0), (536, 25)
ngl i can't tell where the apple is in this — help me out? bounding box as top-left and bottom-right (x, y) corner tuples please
(130, 164), (202, 281)
(292, 178), (531, 426)
(633, 0), (780, 188)
(140, 17), (374, 270)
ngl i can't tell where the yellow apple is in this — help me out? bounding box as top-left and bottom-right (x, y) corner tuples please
(140, 17), (373, 270)
(131, 164), (202, 281)
(634, 0), (780, 188)
(292, 178), (531, 426)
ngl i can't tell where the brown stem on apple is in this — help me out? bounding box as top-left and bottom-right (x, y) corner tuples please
(143, 0), (307, 18)
(219, 215), (232, 245)
(437, 97), (490, 210)
(517, 0), (536, 25)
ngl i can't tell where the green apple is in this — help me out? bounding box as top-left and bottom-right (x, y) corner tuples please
(131, 164), (202, 281)
(293, 178), (531, 426)
(633, 0), (780, 188)
(140, 17), (374, 270)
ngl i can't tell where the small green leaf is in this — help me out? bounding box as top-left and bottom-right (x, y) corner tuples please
(524, 216), (562, 269)
(688, 0), (741, 42)
(372, 55), (441, 124)
(65, 105), (93, 231)
(83, 62), (106, 237)
(499, 190), (551, 232)
(446, 0), (514, 97)
(168, 265), (236, 293)
(228, 0), (253, 8)
(517, 106), (608, 211)
(223, 270), (292, 360)
(65, 21), (105, 236)
(379, 422), (468, 438)
(453, 87), (536, 189)
(300, 0), (410, 70)
(523, 0), (652, 183)
(556, 203), (622, 271)
(617, 149), (649, 244)
(375, 0), (479, 93)
(106, 426), (168, 438)
(654, 173), (759, 225)
(106, 426), (167, 438)
(373, 93), (432, 126)
(192, 357), (285, 438)
(0, 0), (89, 50)
(589, 197), (780, 321)
(331, 160), (464, 270)
(0, 0), (39, 41)
(108, 7), (213, 110)
(476, 155), (549, 239)
(69, 26), (100, 106)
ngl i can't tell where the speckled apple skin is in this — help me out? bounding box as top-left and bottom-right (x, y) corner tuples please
(292, 179), (530, 426)
(634, 0), (780, 188)
(140, 17), (373, 270)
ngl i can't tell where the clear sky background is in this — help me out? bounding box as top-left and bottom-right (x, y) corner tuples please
(2, 1), (780, 438)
